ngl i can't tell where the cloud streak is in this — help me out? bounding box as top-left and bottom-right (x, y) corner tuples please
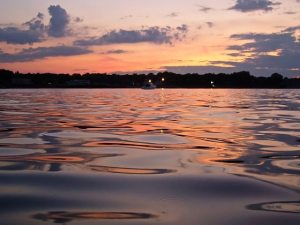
(74, 25), (188, 46)
(198, 5), (212, 13)
(102, 49), (129, 54)
(0, 27), (43, 44)
(0, 46), (91, 62)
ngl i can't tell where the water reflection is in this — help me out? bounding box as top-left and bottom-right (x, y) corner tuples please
(0, 89), (299, 225)
(0, 152), (173, 175)
(33, 211), (157, 224)
(89, 165), (175, 174)
(247, 201), (300, 213)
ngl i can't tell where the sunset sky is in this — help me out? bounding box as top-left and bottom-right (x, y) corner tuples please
(0, 0), (299, 76)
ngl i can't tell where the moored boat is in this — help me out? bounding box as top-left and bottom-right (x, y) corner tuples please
(142, 80), (156, 89)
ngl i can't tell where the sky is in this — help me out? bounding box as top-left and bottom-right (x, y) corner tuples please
(0, 0), (299, 76)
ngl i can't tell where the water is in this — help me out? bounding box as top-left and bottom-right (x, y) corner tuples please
(0, 89), (299, 225)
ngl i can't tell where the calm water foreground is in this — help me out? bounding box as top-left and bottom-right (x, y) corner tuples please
(0, 89), (299, 225)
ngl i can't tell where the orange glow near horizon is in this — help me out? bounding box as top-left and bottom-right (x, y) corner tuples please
(0, 36), (239, 74)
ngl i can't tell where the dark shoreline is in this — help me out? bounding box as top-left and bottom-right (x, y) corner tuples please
(1, 69), (300, 88)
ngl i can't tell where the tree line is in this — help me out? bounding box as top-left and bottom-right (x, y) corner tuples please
(0, 69), (299, 88)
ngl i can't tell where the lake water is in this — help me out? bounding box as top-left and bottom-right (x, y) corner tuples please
(0, 89), (299, 225)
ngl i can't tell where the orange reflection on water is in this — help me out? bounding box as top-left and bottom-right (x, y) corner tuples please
(25, 155), (84, 163)
(34, 211), (157, 223)
(89, 165), (176, 175)
(1, 89), (299, 205)
(0, 155), (82, 163)
(0, 153), (120, 164)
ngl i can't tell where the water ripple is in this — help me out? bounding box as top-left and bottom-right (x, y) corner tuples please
(0, 89), (299, 225)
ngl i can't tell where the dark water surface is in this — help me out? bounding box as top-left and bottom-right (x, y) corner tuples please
(0, 89), (299, 225)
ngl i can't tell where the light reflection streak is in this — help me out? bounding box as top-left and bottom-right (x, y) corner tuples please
(33, 211), (157, 223)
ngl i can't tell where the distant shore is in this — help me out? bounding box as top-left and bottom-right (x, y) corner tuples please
(1, 69), (299, 88)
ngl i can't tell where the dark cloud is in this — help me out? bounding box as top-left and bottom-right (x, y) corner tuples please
(24, 13), (45, 33)
(74, 25), (188, 46)
(198, 5), (212, 13)
(0, 27), (43, 44)
(206, 22), (214, 28)
(229, 0), (281, 12)
(176, 24), (188, 33)
(222, 26), (300, 75)
(102, 49), (129, 54)
(0, 5), (71, 44)
(48, 5), (70, 37)
(0, 46), (91, 62)
(229, 32), (295, 53)
(229, 24), (300, 48)
(283, 25), (300, 33)
(0, 13), (45, 44)
(227, 52), (245, 57)
(245, 49), (299, 70)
